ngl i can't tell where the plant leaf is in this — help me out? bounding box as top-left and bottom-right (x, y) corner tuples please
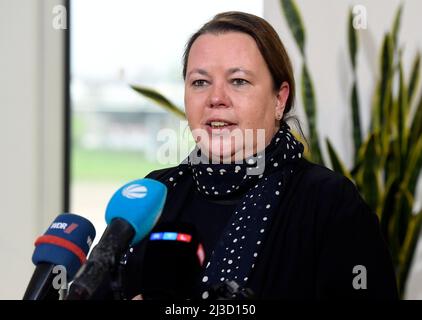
(408, 51), (421, 105)
(130, 85), (186, 119)
(354, 133), (383, 214)
(397, 60), (409, 173)
(384, 137), (398, 190)
(370, 34), (393, 140)
(408, 92), (422, 151)
(380, 34), (394, 128)
(348, 7), (358, 70)
(348, 8), (362, 162)
(280, 0), (306, 56)
(391, 3), (403, 52)
(389, 187), (413, 260)
(301, 63), (323, 164)
(405, 135), (422, 197)
(326, 138), (352, 180)
(380, 177), (399, 246)
(375, 34), (394, 164)
(351, 81), (362, 162)
(397, 210), (422, 297)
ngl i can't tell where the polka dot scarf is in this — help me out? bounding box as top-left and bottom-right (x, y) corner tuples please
(164, 122), (304, 299)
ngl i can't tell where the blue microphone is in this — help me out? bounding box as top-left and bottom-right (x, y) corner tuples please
(23, 213), (96, 300)
(66, 178), (167, 300)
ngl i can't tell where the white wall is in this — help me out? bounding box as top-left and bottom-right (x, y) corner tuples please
(0, 0), (65, 299)
(264, 0), (422, 299)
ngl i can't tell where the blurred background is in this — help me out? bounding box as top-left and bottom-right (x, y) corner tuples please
(1, 0), (421, 299)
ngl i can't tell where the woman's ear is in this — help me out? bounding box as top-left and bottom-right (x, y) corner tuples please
(275, 81), (290, 120)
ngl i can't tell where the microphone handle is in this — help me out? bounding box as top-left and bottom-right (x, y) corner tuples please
(23, 263), (61, 300)
(66, 218), (134, 300)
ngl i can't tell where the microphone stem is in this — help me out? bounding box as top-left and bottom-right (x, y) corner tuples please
(66, 218), (135, 300)
(23, 263), (60, 300)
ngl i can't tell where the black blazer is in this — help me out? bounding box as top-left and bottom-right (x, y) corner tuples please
(121, 158), (398, 300)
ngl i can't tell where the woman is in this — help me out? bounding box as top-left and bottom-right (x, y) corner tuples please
(120, 11), (398, 300)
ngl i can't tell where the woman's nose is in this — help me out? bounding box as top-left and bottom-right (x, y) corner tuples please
(208, 83), (229, 107)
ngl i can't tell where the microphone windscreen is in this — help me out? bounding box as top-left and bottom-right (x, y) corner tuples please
(105, 178), (167, 245)
(141, 222), (205, 299)
(32, 213), (96, 280)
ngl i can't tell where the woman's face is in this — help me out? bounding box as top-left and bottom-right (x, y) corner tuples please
(184, 32), (289, 162)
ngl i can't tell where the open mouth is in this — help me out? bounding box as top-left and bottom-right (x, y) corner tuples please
(208, 121), (234, 128)
(205, 119), (237, 130)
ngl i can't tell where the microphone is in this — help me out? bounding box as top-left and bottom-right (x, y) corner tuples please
(140, 222), (205, 299)
(66, 178), (167, 300)
(23, 213), (96, 300)
(208, 280), (255, 300)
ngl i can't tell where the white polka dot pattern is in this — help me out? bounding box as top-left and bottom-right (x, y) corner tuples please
(155, 122), (304, 299)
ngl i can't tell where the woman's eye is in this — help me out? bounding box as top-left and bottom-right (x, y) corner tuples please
(231, 78), (248, 86)
(192, 80), (208, 87)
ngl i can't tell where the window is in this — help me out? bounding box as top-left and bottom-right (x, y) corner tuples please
(70, 0), (263, 237)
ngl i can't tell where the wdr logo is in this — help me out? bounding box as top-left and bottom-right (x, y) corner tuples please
(122, 184), (148, 199)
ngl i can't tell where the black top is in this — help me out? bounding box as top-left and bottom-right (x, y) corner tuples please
(116, 158), (398, 300)
(180, 189), (239, 256)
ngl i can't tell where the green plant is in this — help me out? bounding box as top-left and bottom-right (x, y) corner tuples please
(280, 0), (422, 297)
(130, 85), (186, 119)
(280, 0), (323, 164)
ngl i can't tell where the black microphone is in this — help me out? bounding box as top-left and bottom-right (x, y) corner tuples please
(66, 178), (167, 300)
(208, 280), (255, 300)
(23, 213), (96, 300)
(140, 222), (205, 299)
